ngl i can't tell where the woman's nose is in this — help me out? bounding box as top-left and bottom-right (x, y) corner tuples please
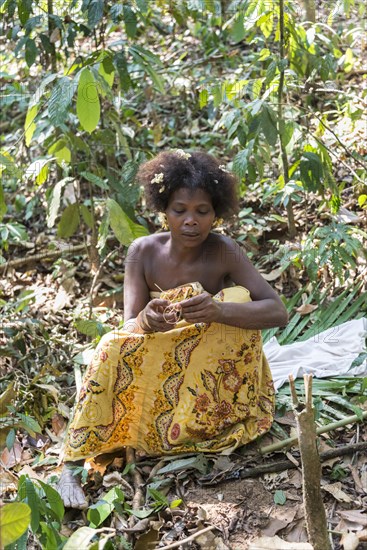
(184, 215), (197, 225)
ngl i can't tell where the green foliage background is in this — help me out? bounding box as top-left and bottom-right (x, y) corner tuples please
(0, 0), (366, 548)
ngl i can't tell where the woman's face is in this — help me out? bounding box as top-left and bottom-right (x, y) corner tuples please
(165, 187), (215, 246)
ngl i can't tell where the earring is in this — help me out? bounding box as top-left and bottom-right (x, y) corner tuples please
(212, 217), (224, 229)
(158, 213), (169, 230)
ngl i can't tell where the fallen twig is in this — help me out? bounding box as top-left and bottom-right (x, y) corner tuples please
(160, 525), (216, 549)
(290, 374), (331, 550)
(126, 447), (145, 529)
(200, 441), (367, 485)
(260, 410), (367, 455)
(0, 243), (88, 272)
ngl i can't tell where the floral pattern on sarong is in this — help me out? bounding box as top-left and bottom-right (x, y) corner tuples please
(63, 284), (275, 461)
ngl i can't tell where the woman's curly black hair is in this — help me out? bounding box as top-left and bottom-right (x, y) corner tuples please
(137, 150), (239, 218)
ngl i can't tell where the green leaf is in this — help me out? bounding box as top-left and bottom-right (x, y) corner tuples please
(47, 177), (74, 228)
(74, 319), (110, 338)
(98, 59), (114, 87)
(199, 88), (208, 108)
(274, 490), (286, 505)
(24, 104), (38, 146)
(48, 77), (74, 126)
(260, 106), (278, 146)
(22, 478), (40, 531)
(6, 428), (16, 451)
(57, 204), (80, 238)
(81, 171), (109, 190)
(25, 38), (37, 67)
(80, 205), (94, 228)
(0, 182), (6, 222)
(48, 139), (71, 166)
(123, 5), (137, 38)
(107, 198), (148, 246)
(25, 158), (50, 185)
(0, 502), (31, 547)
(17, 412), (42, 434)
(157, 454), (208, 475)
(88, 502), (114, 528)
(63, 527), (98, 550)
(77, 67), (100, 133)
(88, 0), (104, 27)
(231, 15), (246, 43)
(38, 480), (64, 522)
(232, 149), (249, 178)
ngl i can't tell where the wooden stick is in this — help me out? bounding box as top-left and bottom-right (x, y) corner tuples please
(291, 374), (331, 550)
(199, 441), (367, 485)
(0, 243), (88, 272)
(260, 410), (367, 455)
(125, 447), (145, 529)
(160, 525), (216, 549)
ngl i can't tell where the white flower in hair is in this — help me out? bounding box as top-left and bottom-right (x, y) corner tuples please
(219, 165), (229, 173)
(158, 185), (165, 193)
(175, 149), (191, 160)
(151, 172), (164, 184)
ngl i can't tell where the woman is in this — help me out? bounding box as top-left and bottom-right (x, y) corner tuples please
(58, 150), (288, 508)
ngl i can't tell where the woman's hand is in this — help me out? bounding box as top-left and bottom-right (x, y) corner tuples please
(180, 293), (222, 324)
(137, 299), (179, 333)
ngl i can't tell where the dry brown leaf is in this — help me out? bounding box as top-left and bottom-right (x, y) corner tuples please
(322, 482), (352, 502)
(340, 531), (360, 550)
(0, 441), (22, 469)
(248, 535), (313, 549)
(295, 303), (318, 315)
(51, 413), (66, 436)
(0, 466), (18, 495)
(261, 268), (283, 282)
(338, 510), (367, 527)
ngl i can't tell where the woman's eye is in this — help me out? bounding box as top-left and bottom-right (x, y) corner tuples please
(174, 210), (184, 214)
(198, 211), (209, 215)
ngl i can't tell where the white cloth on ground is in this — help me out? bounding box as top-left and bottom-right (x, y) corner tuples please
(264, 318), (367, 390)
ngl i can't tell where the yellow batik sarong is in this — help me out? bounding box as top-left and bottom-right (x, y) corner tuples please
(63, 284), (275, 461)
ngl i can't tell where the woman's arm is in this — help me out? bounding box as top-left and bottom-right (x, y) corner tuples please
(180, 237), (288, 330)
(123, 238), (177, 333)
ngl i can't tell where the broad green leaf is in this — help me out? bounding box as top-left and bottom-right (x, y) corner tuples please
(88, 502), (114, 528)
(98, 59), (114, 87)
(107, 198), (148, 246)
(274, 489), (286, 505)
(25, 158), (50, 185)
(17, 412), (41, 434)
(260, 106), (278, 146)
(57, 204), (80, 238)
(22, 478), (40, 531)
(77, 68), (100, 133)
(81, 171), (109, 190)
(38, 480), (64, 521)
(88, 0), (104, 27)
(123, 5), (137, 38)
(157, 454), (208, 475)
(231, 15), (246, 43)
(25, 38), (37, 67)
(6, 428), (16, 451)
(0, 502), (31, 547)
(74, 319), (110, 338)
(40, 521), (59, 550)
(63, 527), (98, 550)
(48, 77), (74, 126)
(24, 104), (38, 146)
(199, 88), (208, 108)
(80, 204), (94, 228)
(47, 177), (74, 228)
(0, 182), (6, 222)
(48, 139), (71, 166)
(232, 149), (249, 178)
